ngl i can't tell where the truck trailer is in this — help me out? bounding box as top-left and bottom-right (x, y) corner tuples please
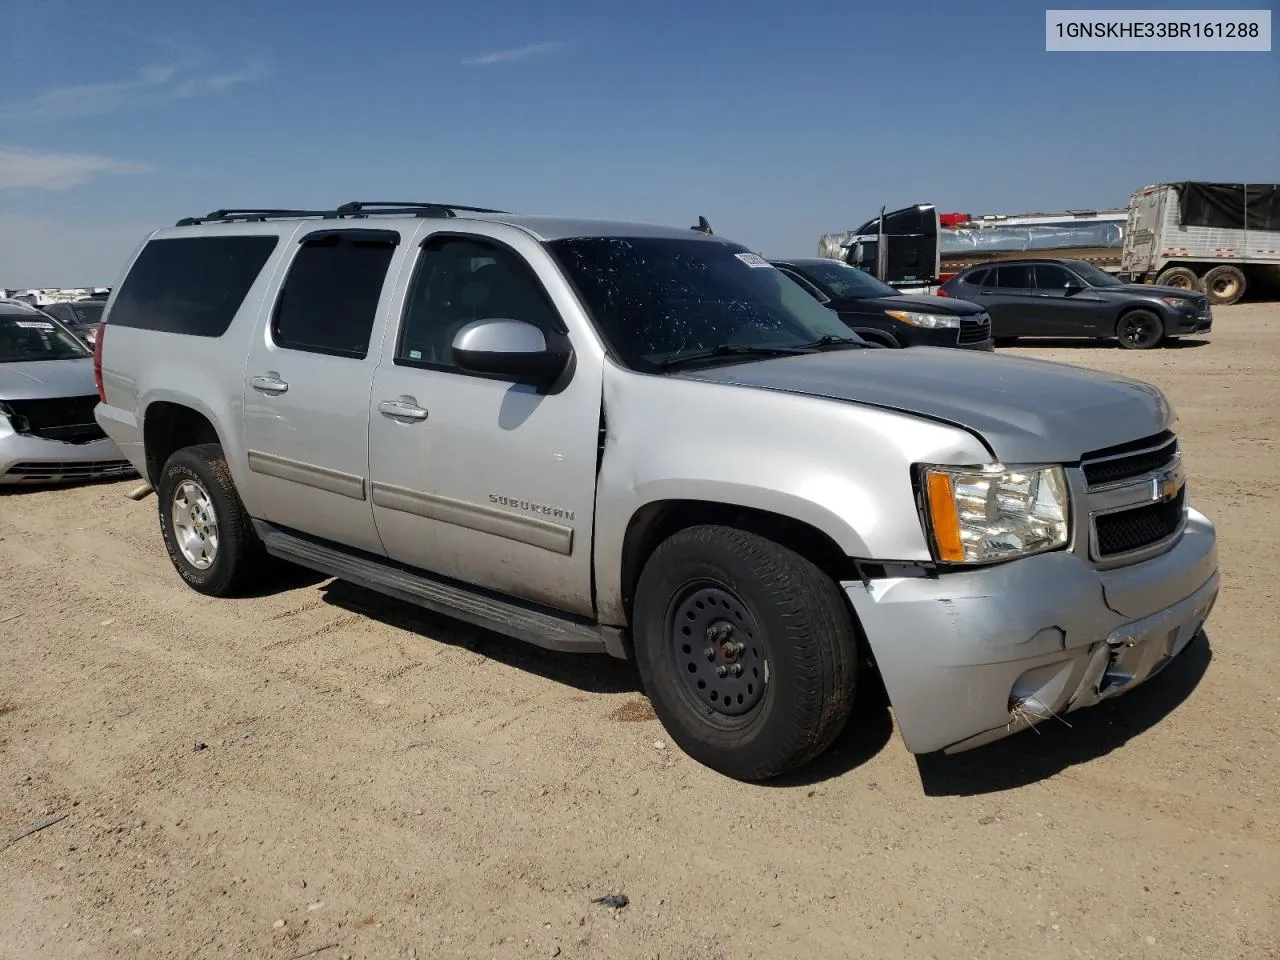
(1119, 181), (1280, 305)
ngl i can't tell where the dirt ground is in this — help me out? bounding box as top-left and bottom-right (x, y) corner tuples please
(2, 302), (1278, 960)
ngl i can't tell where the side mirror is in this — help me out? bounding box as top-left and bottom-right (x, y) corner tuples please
(452, 318), (570, 384)
(1063, 281), (1084, 295)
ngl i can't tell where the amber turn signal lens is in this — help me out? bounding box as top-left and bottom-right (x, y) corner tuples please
(925, 470), (965, 563)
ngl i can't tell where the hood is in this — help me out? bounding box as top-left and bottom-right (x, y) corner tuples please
(1111, 283), (1208, 302)
(833, 292), (985, 317)
(675, 348), (1173, 463)
(0, 358), (98, 401)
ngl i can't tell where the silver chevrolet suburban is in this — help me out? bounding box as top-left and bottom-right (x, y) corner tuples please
(93, 201), (1220, 781)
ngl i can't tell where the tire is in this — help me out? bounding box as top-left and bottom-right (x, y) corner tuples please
(1202, 265), (1246, 306)
(854, 329), (899, 348)
(157, 443), (270, 597)
(631, 524), (859, 781)
(1116, 309), (1164, 350)
(1155, 266), (1200, 291)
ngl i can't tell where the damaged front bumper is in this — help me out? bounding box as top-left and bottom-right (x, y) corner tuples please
(842, 507), (1219, 755)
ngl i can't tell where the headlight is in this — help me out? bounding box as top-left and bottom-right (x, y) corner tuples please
(919, 463), (1070, 564)
(884, 310), (961, 329)
(1159, 296), (1195, 310)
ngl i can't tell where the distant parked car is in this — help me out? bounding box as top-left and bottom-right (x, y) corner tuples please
(770, 258), (993, 350)
(0, 303), (134, 484)
(41, 299), (105, 344)
(937, 258), (1213, 349)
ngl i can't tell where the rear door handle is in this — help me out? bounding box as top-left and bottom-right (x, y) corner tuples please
(250, 373), (289, 394)
(378, 398), (428, 422)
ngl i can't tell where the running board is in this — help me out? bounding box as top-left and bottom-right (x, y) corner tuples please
(254, 522), (625, 658)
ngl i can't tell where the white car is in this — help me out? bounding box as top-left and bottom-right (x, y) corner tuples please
(1, 302), (134, 484)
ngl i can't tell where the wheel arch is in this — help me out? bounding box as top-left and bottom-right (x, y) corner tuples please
(615, 499), (864, 631)
(141, 398), (226, 487)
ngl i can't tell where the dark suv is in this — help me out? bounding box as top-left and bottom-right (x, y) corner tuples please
(770, 258), (992, 350)
(938, 258), (1213, 349)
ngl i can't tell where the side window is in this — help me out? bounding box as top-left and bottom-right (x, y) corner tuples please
(993, 264), (1033, 289)
(964, 268), (989, 287)
(395, 235), (561, 371)
(108, 235), (279, 337)
(271, 229), (399, 359)
(778, 268), (829, 303)
(1033, 263), (1073, 289)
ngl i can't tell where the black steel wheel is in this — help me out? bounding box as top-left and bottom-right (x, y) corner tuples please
(667, 581), (767, 718)
(632, 524), (860, 781)
(1116, 309), (1164, 350)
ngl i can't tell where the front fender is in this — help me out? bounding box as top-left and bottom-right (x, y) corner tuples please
(592, 363), (990, 625)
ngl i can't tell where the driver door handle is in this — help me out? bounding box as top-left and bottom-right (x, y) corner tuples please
(250, 373), (289, 394)
(379, 398), (428, 422)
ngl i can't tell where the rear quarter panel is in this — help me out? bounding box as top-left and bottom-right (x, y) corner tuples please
(97, 223), (302, 497)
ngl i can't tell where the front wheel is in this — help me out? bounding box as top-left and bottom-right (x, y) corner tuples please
(632, 525), (860, 781)
(157, 443), (271, 597)
(1116, 310), (1164, 350)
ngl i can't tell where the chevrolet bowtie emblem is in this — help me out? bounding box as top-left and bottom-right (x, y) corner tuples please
(1154, 461), (1185, 502)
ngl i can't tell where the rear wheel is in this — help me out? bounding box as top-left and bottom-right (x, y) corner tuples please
(632, 525), (859, 781)
(1155, 266), (1200, 291)
(1203, 265), (1246, 306)
(1116, 310), (1164, 350)
(157, 443), (271, 596)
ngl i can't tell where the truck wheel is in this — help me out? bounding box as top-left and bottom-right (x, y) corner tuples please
(1116, 310), (1164, 350)
(1202, 265), (1246, 305)
(1156, 266), (1200, 291)
(157, 443), (269, 597)
(632, 524), (859, 781)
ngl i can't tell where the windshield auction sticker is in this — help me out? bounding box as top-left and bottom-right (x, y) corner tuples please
(735, 252), (773, 268)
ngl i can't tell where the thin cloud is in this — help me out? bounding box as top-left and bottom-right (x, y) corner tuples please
(461, 40), (571, 65)
(0, 146), (153, 191)
(0, 60), (270, 122)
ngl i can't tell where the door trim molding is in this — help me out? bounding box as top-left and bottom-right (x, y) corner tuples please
(247, 449), (367, 501)
(371, 481), (574, 556)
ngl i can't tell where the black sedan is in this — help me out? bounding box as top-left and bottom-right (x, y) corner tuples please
(770, 258), (994, 350)
(937, 258), (1213, 350)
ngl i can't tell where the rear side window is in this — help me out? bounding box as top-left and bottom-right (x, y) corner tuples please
(992, 264), (1033, 288)
(271, 229), (399, 359)
(962, 268), (989, 286)
(109, 235), (279, 337)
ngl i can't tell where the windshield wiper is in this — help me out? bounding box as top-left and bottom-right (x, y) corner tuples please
(793, 334), (869, 350)
(657, 343), (813, 370)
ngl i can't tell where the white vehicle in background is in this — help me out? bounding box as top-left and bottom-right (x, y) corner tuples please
(0, 302), (133, 484)
(1120, 181), (1280, 305)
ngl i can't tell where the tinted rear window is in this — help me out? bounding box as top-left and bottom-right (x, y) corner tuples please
(270, 230), (398, 359)
(108, 235), (279, 337)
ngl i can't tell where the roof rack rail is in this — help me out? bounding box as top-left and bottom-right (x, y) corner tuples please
(176, 208), (334, 226)
(175, 201), (511, 227)
(336, 201), (510, 217)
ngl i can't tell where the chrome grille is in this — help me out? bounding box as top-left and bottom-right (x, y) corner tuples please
(1081, 431), (1178, 486)
(1081, 431), (1186, 561)
(1095, 487), (1186, 556)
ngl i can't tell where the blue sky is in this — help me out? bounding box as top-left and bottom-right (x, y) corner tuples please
(1, 0), (1276, 286)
